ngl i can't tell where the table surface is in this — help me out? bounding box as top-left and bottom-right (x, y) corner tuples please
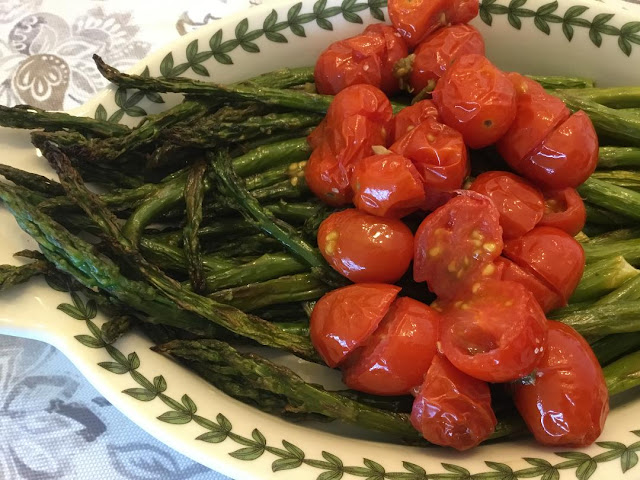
(0, 1), (273, 478)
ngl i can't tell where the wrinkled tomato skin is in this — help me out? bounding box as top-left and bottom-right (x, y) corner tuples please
(351, 153), (427, 218)
(432, 54), (517, 149)
(324, 83), (394, 129)
(469, 171), (544, 240)
(390, 118), (469, 210)
(503, 226), (585, 303)
(513, 321), (609, 447)
(413, 191), (503, 298)
(317, 209), (414, 283)
(518, 111), (599, 189)
(391, 100), (440, 142)
(497, 73), (570, 170)
(539, 187), (586, 236)
(342, 297), (440, 395)
(310, 284), (401, 368)
(410, 355), (496, 450)
(314, 24), (408, 95)
(305, 143), (353, 206)
(440, 279), (548, 382)
(409, 24), (485, 94)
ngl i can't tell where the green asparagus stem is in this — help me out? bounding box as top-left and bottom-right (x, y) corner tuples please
(578, 178), (640, 222)
(591, 332), (640, 366)
(584, 203), (631, 227)
(183, 160), (207, 293)
(265, 200), (324, 224)
(0, 257), (51, 291)
(586, 227), (640, 245)
(549, 301), (640, 335)
(591, 170), (640, 191)
(569, 256), (638, 303)
(238, 66), (315, 89)
(231, 137), (311, 177)
(0, 164), (65, 197)
(554, 86), (640, 108)
(583, 238), (640, 265)
(139, 236), (240, 273)
(528, 75), (595, 89)
(604, 350), (640, 396)
(100, 315), (134, 344)
(232, 127), (315, 154)
(596, 273), (640, 305)
(597, 147), (640, 169)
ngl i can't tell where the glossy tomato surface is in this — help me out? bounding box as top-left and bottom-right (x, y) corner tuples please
(432, 54), (517, 149)
(342, 297), (440, 395)
(317, 209), (414, 283)
(391, 100), (440, 142)
(305, 142), (353, 206)
(324, 83), (394, 127)
(413, 192), (503, 298)
(539, 187), (587, 236)
(351, 153), (426, 218)
(513, 321), (609, 446)
(503, 226), (585, 302)
(310, 283), (401, 367)
(469, 171), (544, 239)
(410, 354), (496, 450)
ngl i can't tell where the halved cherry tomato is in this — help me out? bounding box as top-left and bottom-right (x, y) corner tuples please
(513, 321), (609, 446)
(409, 24), (485, 94)
(410, 354), (496, 450)
(388, 0), (479, 48)
(317, 209), (414, 283)
(517, 111), (599, 189)
(314, 24), (408, 95)
(413, 191), (503, 298)
(503, 226), (585, 302)
(440, 279), (548, 382)
(432, 54), (517, 149)
(310, 284), (401, 367)
(342, 297), (440, 395)
(351, 153), (426, 218)
(497, 73), (570, 170)
(539, 187), (586, 236)
(391, 100), (440, 142)
(494, 257), (564, 313)
(469, 171), (544, 240)
(390, 118), (469, 210)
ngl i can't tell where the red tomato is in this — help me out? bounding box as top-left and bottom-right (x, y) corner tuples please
(310, 284), (401, 367)
(391, 100), (440, 142)
(440, 279), (548, 382)
(497, 73), (570, 170)
(324, 83), (394, 129)
(390, 118), (469, 210)
(305, 142), (353, 206)
(469, 171), (544, 240)
(388, 0), (479, 48)
(351, 153), (426, 218)
(409, 24), (485, 94)
(413, 192), (503, 298)
(432, 54), (517, 149)
(342, 297), (440, 395)
(317, 209), (414, 283)
(513, 321), (609, 447)
(503, 226), (585, 302)
(494, 257), (564, 313)
(410, 354), (496, 450)
(314, 24), (408, 95)
(517, 111), (599, 189)
(539, 187), (586, 236)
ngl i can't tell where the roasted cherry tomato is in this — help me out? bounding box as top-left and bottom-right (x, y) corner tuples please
(539, 187), (586, 236)
(408, 24), (485, 94)
(323, 83), (394, 130)
(440, 279), (548, 382)
(432, 54), (517, 149)
(513, 321), (609, 446)
(503, 226), (585, 302)
(494, 257), (564, 313)
(413, 191), (503, 298)
(351, 153), (426, 218)
(497, 73), (570, 170)
(342, 297), (440, 395)
(388, 0), (479, 48)
(518, 111), (599, 189)
(310, 283), (401, 367)
(391, 118), (469, 210)
(317, 209), (414, 283)
(469, 171), (544, 240)
(391, 100), (440, 142)
(305, 143), (353, 206)
(410, 354), (496, 450)
(314, 24), (408, 95)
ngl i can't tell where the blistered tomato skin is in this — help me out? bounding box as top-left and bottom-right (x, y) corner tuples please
(391, 100), (440, 142)
(317, 209), (414, 283)
(539, 187), (587, 236)
(310, 284), (401, 368)
(351, 153), (427, 218)
(410, 355), (497, 450)
(469, 171), (545, 240)
(409, 24), (485, 94)
(432, 54), (517, 149)
(342, 297), (440, 395)
(513, 321), (609, 447)
(305, 143), (353, 206)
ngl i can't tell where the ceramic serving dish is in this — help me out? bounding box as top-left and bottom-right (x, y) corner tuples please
(2, 0), (640, 478)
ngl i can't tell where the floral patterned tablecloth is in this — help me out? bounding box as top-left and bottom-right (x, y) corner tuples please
(0, 1), (272, 478)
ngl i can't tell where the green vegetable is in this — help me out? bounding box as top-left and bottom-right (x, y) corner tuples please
(529, 75), (595, 89)
(0, 256), (51, 291)
(597, 147), (640, 169)
(550, 300), (640, 335)
(583, 238), (640, 265)
(183, 160), (207, 293)
(554, 86), (640, 109)
(570, 256), (638, 303)
(604, 350), (640, 396)
(578, 177), (640, 222)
